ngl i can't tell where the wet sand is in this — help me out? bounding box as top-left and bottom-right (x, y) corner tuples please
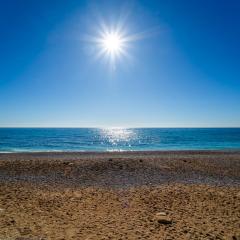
(0, 151), (240, 239)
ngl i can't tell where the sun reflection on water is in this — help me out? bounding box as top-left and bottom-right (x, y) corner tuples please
(100, 128), (136, 148)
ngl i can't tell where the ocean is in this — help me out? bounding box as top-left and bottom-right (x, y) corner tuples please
(0, 128), (240, 152)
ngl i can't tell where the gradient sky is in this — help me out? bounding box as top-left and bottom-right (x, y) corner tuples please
(0, 0), (240, 127)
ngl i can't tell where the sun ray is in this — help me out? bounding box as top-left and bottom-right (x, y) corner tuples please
(83, 16), (156, 70)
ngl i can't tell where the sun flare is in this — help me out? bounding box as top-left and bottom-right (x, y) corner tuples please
(91, 29), (128, 69)
(101, 32), (123, 54)
(85, 18), (147, 69)
(85, 24), (130, 69)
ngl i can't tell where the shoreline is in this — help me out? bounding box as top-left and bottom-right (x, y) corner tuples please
(0, 149), (240, 154)
(1, 149), (240, 155)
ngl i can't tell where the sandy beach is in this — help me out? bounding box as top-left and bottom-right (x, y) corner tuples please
(0, 151), (240, 239)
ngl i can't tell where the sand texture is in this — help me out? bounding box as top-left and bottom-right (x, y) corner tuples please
(0, 151), (240, 240)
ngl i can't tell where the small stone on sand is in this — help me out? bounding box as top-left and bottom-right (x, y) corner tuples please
(155, 212), (172, 224)
(156, 212), (167, 217)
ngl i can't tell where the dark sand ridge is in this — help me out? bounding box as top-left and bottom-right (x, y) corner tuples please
(0, 151), (240, 187)
(0, 151), (240, 239)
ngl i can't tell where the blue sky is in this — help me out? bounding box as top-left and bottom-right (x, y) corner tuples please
(0, 0), (240, 127)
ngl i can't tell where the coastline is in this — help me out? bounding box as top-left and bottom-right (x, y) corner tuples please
(0, 151), (240, 239)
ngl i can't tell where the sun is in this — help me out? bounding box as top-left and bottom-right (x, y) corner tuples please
(85, 19), (146, 69)
(93, 29), (127, 69)
(83, 11), (153, 70)
(101, 32), (123, 54)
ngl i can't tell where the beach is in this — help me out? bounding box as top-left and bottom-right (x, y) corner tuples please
(0, 151), (240, 239)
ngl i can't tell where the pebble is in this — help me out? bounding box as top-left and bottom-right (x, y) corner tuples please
(156, 212), (167, 217)
(155, 212), (172, 224)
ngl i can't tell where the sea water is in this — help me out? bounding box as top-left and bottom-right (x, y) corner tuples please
(0, 128), (240, 152)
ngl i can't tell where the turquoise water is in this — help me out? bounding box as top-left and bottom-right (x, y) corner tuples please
(0, 128), (240, 152)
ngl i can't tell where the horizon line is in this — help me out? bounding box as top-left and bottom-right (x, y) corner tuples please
(0, 126), (240, 129)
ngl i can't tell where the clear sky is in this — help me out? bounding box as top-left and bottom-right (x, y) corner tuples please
(0, 0), (240, 127)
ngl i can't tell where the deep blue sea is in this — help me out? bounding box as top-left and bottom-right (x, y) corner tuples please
(0, 128), (240, 153)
